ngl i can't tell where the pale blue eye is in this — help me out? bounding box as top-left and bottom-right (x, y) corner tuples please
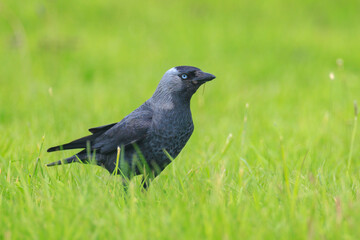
(181, 74), (188, 80)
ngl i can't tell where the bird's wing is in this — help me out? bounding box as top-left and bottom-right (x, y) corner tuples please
(47, 126), (109, 152)
(88, 123), (117, 134)
(92, 107), (153, 154)
(47, 104), (153, 153)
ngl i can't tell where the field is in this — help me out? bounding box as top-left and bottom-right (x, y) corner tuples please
(1, 0), (360, 239)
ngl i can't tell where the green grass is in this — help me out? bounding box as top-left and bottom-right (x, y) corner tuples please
(1, 0), (360, 239)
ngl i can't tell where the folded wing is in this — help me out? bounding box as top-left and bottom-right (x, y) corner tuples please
(47, 104), (153, 154)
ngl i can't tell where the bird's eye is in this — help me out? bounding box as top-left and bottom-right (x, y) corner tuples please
(181, 74), (188, 80)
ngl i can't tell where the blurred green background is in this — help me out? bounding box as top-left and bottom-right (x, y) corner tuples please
(1, 0), (360, 239)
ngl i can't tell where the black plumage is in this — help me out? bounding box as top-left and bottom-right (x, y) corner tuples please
(47, 66), (216, 184)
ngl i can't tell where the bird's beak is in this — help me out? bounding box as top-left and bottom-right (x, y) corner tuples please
(193, 71), (216, 83)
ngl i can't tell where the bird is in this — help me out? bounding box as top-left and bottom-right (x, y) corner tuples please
(46, 66), (216, 187)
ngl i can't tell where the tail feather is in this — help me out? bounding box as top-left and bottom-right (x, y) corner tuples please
(46, 157), (77, 167)
(47, 135), (97, 152)
(46, 150), (91, 167)
(47, 123), (114, 153)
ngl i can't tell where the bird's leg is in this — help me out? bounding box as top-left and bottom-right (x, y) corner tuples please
(141, 176), (149, 190)
(141, 170), (157, 190)
(122, 177), (129, 192)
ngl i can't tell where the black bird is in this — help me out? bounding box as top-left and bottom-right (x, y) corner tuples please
(47, 66), (215, 185)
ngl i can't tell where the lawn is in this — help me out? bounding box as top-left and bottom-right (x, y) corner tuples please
(1, 0), (360, 239)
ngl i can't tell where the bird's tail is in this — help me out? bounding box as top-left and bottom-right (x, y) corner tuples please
(46, 151), (87, 167)
(46, 156), (78, 167)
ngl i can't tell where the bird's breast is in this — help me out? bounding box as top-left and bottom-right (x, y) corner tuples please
(146, 113), (194, 161)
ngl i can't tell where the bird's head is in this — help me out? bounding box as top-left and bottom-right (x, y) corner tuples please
(153, 66), (216, 101)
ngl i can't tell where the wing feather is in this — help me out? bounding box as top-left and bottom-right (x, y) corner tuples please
(47, 103), (153, 154)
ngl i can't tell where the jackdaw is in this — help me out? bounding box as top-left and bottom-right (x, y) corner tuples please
(47, 66), (216, 186)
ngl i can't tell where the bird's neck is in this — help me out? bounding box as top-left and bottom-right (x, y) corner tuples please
(150, 90), (192, 111)
(148, 92), (194, 132)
